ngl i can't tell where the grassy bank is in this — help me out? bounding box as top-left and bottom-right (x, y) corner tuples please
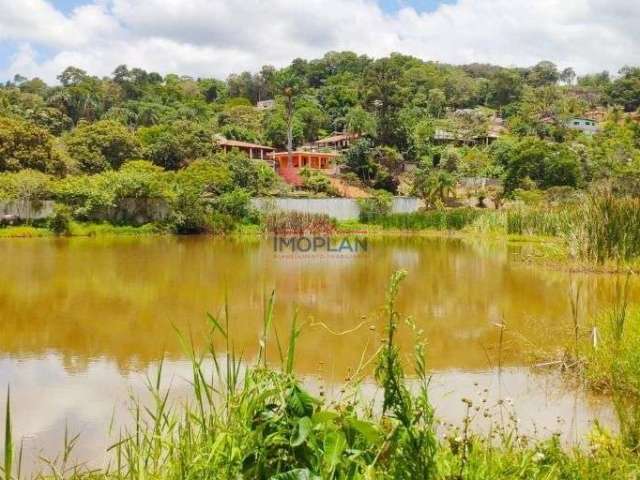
(580, 278), (640, 398)
(3, 272), (640, 479)
(360, 194), (640, 270)
(0, 222), (160, 238)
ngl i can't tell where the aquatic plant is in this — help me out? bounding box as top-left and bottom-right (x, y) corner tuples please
(570, 192), (640, 263)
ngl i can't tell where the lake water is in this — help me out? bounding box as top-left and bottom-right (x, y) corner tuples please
(0, 235), (636, 470)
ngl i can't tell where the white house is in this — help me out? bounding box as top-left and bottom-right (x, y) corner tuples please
(566, 117), (599, 135)
(256, 99), (275, 110)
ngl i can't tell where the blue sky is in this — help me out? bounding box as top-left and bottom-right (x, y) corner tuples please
(47, 0), (452, 15)
(378, 0), (453, 13)
(1, 0), (639, 82)
(49, 0), (88, 14)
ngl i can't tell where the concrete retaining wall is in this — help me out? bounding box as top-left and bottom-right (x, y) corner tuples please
(0, 198), (169, 225)
(0, 200), (56, 220)
(3, 197), (421, 223)
(251, 197), (421, 221)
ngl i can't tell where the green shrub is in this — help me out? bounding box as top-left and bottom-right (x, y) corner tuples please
(299, 167), (337, 195)
(208, 211), (236, 234)
(358, 190), (393, 222)
(0, 169), (53, 201)
(212, 187), (252, 220)
(53, 160), (171, 221)
(48, 204), (72, 236)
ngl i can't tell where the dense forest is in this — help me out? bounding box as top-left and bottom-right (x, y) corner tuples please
(1, 51), (639, 231)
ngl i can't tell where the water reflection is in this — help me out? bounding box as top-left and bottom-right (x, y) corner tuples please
(0, 236), (636, 469)
(1, 355), (615, 474)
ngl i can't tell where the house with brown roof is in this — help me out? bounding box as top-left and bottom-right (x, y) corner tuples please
(311, 132), (359, 151)
(215, 136), (274, 160)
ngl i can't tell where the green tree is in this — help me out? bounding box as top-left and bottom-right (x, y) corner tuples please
(138, 121), (213, 170)
(413, 166), (455, 208)
(343, 138), (376, 185)
(610, 67), (640, 112)
(526, 61), (560, 87)
(426, 88), (446, 117)
(0, 116), (69, 174)
(499, 137), (583, 193)
(65, 120), (142, 173)
(560, 67), (576, 85)
(263, 105), (304, 149)
(410, 120), (436, 159)
(345, 106), (376, 137)
(363, 57), (405, 147)
(218, 105), (264, 140)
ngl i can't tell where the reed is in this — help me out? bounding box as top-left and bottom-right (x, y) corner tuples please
(570, 193), (640, 263)
(370, 208), (481, 231)
(263, 211), (337, 235)
(505, 207), (575, 237)
(3, 388), (11, 480)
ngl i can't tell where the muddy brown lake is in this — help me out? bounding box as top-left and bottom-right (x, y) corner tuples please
(0, 235), (636, 470)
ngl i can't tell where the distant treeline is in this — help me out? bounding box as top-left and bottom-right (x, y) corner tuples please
(0, 51), (639, 207)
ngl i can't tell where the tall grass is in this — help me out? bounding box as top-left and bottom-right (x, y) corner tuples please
(579, 275), (640, 453)
(363, 192), (640, 264)
(505, 207), (575, 237)
(571, 193), (640, 263)
(4, 274), (640, 478)
(584, 278), (639, 396)
(3, 388), (12, 480)
(369, 208), (481, 231)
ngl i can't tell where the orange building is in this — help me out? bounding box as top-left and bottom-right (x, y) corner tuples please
(269, 151), (340, 186)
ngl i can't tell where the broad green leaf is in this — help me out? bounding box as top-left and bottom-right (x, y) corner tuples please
(286, 385), (316, 417)
(311, 411), (339, 426)
(347, 418), (381, 443)
(291, 416), (313, 447)
(323, 430), (347, 472)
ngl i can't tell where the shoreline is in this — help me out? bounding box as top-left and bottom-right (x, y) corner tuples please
(2, 221), (638, 274)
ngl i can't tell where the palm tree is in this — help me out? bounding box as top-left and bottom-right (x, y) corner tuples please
(414, 167), (456, 208)
(274, 69), (303, 167)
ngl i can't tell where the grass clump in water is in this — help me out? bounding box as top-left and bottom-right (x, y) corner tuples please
(368, 208), (481, 231)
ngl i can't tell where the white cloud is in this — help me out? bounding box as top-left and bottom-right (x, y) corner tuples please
(0, 0), (639, 83)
